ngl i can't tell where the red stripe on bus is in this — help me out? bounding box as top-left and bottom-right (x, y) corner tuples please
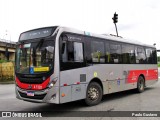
(76, 82), (80, 84)
(16, 77), (50, 90)
(126, 69), (158, 83)
(63, 84), (68, 86)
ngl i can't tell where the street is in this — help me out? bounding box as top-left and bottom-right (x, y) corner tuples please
(0, 71), (160, 120)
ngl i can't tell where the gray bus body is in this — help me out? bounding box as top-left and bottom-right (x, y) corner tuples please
(15, 26), (158, 104)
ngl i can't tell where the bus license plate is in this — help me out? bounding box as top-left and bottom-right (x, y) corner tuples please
(26, 91), (34, 96)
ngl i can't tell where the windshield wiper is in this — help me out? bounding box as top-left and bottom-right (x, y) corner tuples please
(36, 39), (44, 50)
(29, 39), (44, 73)
(33, 39), (45, 66)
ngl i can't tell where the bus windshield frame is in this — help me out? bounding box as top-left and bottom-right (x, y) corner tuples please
(16, 38), (55, 74)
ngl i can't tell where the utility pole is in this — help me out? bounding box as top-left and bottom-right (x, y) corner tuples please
(112, 12), (118, 36)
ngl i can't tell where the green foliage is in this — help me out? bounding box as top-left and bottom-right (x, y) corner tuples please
(0, 60), (14, 63)
(0, 60), (8, 63)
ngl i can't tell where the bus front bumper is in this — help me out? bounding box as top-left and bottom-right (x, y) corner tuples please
(15, 85), (59, 104)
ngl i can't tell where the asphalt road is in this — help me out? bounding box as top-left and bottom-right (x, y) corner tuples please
(0, 70), (160, 120)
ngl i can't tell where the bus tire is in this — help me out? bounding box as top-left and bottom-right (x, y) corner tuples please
(136, 76), (145, 93)
(85, 82), (102, 106)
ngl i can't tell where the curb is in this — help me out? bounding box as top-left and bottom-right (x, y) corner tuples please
(0, 81), (15, 84)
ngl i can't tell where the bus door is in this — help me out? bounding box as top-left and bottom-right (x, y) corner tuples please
(59, 33), (87, 103)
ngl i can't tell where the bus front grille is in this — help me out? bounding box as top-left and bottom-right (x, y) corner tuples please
(18, 77), (44, 84)
(18, 91), (46, 100)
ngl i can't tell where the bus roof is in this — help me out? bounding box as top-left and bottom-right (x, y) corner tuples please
(57, 26), (155, 48)
(19, 26), (155, 48)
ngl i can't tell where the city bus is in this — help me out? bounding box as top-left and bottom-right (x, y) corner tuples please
(15, 26), (158, 106)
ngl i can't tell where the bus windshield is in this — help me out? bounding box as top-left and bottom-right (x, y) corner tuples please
(16, 40), (54, 74)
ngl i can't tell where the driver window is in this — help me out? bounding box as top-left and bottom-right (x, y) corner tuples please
(63, 41), (84, 62)
(74, 42), (84, 62)
(60, 34), (85, 71)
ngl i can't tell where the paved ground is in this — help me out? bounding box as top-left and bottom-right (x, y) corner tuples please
(0, 69), (160, 120)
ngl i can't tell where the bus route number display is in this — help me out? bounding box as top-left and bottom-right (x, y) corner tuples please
(19, 28), (53, 41)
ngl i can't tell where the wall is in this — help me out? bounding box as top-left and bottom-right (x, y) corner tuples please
(0, 62), (14, 81)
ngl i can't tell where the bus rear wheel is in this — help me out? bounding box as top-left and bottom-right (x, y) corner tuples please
(85, 82), (102, 106)
(136, 76), (145, 93)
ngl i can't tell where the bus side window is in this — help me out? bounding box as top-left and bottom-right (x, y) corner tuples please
(67, 41), (84, 62)
(105, 42), (110, 63)
(145, 48), (157, 64)
(135, 46), (146, 64)
(122, 44), (135, 64)
(145, 48), (153, 64)
(110, 42), (122, 63)
(152, 48), (157, 64)
(60, 34), (85, 71)
(91, 41), (105, 63)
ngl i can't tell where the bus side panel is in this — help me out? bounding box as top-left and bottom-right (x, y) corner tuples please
(86, 64), (124, 94)
(59, 68), (88, 103)
(145, 64), (158, 86)
(71, 84), (87, 101)
(60, 64), (124, 102)
(60, 86), (71, 103)
(123, 64), (158, 90)
(123, 64), (146, 90)
(102, 81), (109, 95)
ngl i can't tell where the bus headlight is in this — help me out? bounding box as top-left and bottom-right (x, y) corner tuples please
(48, 77), (58, 89)
(49, 83), (54, 88)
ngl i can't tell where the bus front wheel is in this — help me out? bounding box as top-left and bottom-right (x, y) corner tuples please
(136, 76), (145, 93)
(85, 82), (102, 106)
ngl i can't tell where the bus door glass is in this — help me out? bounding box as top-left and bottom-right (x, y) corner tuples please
(60, 34), (85, 71)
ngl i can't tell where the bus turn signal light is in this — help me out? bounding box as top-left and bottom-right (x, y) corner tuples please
(61, 93), (65, 97)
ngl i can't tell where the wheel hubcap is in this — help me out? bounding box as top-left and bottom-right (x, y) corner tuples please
(88, 87), (99, 100)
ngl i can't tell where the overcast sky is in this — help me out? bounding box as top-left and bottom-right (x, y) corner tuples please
(0, 0), (160, 49)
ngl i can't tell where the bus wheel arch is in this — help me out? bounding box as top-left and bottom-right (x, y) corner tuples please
(136, 74), (145, 93)
(85, 78), (103, 106)
(89, 78), (103, 93)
